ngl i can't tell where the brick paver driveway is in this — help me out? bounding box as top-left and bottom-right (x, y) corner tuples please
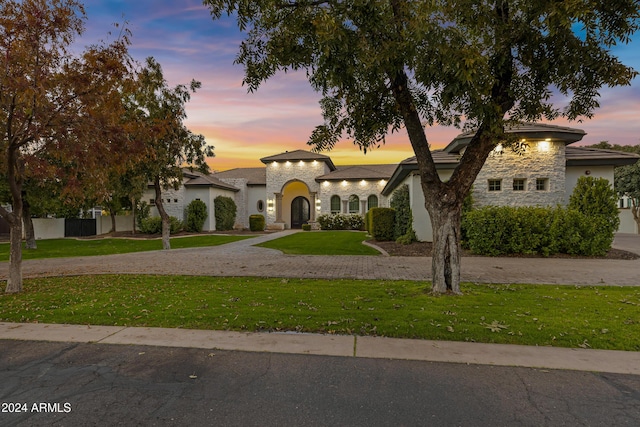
(1, 231), (639, 286)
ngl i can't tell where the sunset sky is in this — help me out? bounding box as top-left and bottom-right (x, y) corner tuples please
(81, 1), (640, 171)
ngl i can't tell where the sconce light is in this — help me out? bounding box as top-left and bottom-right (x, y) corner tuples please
(315, 199), (321, 211)
(267, 199), (275, 212)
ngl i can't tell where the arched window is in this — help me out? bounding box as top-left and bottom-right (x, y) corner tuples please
(367, 195), (378, 210)
(348, 195), (360, 214)
(330, 195), (341, 214)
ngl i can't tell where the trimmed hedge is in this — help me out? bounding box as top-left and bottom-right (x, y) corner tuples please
(214, 196), (237, 231)
(317, 214), (364, 230)
(138, 216), (183, 234)
(369, 207), (395, 241)
(390, 184), (412, 239)
(185, 200), (208, 232)
(463, 205), (615, 257)
(249, 214), (265, 231)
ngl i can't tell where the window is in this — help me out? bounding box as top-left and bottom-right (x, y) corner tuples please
(174, 199), (178, 203)
(330, 195), (341, 214)
(536, 178), (548, 191)
(367, 195), (378, 210)
(513, 179), (525, 191)
(488, 179), (502, 192)
(149, 199), (155, 204)
(348, 195), (360, 213)
(257, 200), (264, 212)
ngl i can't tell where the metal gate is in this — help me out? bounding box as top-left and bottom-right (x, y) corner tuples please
(64, 219), (97, 237)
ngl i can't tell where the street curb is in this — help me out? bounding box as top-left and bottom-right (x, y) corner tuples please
(2, 322), (639, 375)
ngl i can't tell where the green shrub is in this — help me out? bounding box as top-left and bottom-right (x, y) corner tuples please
(396, 229), (417, 245)
(464, 204), (615, 257)
(138, 216), (183, 234)
(390, 184), (413, 239)
(317, 214), (363, 230)
(302, 224), (312, 231)
(569, 176), (620, 235)
(185, 200), (208, 232)
(214, 196), (237, 231)
(369, 207), (395, 241)
(249, 214), (265, 231)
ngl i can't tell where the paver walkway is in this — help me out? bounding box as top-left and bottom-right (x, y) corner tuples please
(1, 231), (639, 285)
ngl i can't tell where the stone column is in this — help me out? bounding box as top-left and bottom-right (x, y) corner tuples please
(342, 199), (348, 214)
(309, 192), (317, 222)
(360, 199), (367, 215)
(275, 193), (283, 223)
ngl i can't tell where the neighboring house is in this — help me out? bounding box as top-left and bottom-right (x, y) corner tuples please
(145, 123), (639, 237)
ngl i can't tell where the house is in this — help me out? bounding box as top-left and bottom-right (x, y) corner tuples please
(144, 123), (639, 236)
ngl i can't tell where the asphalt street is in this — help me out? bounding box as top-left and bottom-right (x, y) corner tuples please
(1, 340), (640, 427)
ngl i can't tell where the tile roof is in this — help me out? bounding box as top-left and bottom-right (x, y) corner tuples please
(213, 167), (267, 185)
(182, 169), (240, 192)
(445, 123), (586, 153)
(260, 149), (336, 170)
(315, 164), (397, 181)
(566, 146), (640, 166)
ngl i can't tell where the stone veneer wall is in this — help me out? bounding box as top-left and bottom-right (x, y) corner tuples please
(472, 140), (566, 207)
(145, 186), (187, 220)
(265, 160), (328, 226)
(318, 180), (389, 214)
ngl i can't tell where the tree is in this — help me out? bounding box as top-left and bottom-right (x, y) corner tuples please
(205, 0), (640, 294)
(130, 57), (213, 249)
(0, 0), (133, 293)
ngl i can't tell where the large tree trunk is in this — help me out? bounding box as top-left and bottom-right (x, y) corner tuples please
(632, 201), (640, 234)
(131, 196), (137, 235)
(22, 198), (37, 250)
(109, 208), (117, 233)
(6, 218), (23, 293)
(428, 202), (463, 294)
(153, 177), (171, 250)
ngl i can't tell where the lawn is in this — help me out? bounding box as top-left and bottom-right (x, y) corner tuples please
(2, 275), (639, 351)
(0, 235), (254, 261)
(256, 230), (381, 255)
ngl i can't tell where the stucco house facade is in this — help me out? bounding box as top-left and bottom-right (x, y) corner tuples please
(145, 123), (639, 237)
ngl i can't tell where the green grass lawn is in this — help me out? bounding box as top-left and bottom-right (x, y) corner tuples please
(256, 230), (380, 255)
(0, 235), (253, 261)
(2, 275), (639, 351)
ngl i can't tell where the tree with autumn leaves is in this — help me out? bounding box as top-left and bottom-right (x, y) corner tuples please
(1, 0), (212, 293)
(0, 0), (136, 293)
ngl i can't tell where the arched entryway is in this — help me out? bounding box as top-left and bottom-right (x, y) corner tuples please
(291, 196), (310, 229)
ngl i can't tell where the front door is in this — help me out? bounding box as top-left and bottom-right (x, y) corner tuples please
(291, 196), (310, 229)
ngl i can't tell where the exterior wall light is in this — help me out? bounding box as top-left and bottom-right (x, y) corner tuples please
(538, 140), (550, 152)
(379, 179), (386, 186)
(316, 199), (321, 211)
(341, 180), (348, 187)
(285, 161), (291, 167)
(322, 181), (330, 187)
(360, 180), (367, 187)
(267, 199), (275, 212)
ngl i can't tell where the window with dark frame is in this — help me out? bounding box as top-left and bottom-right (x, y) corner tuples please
(330, 195), (341, 214)
(513, 179), (525, 191)
(536, 178), (548, 191)
(488, 179), (502, 191)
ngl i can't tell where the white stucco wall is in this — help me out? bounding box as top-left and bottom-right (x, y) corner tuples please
(564, 166), (615, 204)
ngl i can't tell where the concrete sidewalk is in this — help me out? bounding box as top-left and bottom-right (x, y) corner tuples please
(2, 322), (639, 375)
